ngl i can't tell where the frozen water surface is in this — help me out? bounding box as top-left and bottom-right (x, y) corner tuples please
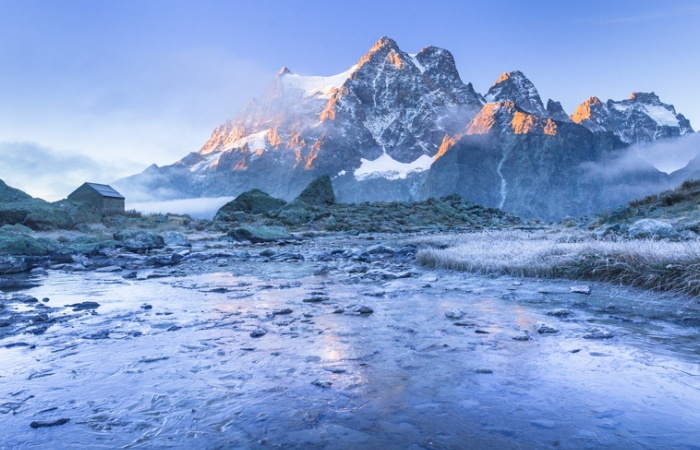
(1, 235), (700, 449)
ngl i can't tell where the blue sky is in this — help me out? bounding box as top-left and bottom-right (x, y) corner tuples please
(1, 0), (699, 199)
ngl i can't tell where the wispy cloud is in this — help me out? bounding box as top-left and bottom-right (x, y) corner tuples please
(128, 197), (235, 219)
(0, 141), (142, 201)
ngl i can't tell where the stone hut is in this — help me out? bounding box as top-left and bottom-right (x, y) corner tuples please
(68, 182), (125, 213)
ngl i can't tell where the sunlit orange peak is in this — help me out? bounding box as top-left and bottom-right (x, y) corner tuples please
(494, 72), (511, 84)
(434, 135), (457, 162)
(570, 96), (601, 124)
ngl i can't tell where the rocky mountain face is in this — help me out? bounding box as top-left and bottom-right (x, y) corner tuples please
(570, 92), (693, 144)
(116, 37), (695, 220)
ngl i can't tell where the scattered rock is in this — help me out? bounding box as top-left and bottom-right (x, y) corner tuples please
(95, 265), (122, 273)
(311, 379), (332, 388)
(83, 330), (109, 340)
(303, 296), (329, 303)
(583, 328), (615, 339)
(30, 267), (48, 276)
(626, 219), (679, 240)
(512, 334), (532, 341)
(163, 231), (191, 247)
(30, 418), (70, 429)
(569, 285), (591, 295)
(353, 305), (374, 315)
(250, 328), (267, 338)
(536, 323), (559, 334)
(0, 256), (31, 274)
(227, 225), (292, 244)
(67, 301), (100, 311)
(444, 308), (466, 320)
(113, 230), (165, 252)
(547, 309), (573, 317)
(272, 308), (293, 316)
(11, 293), (39, 303)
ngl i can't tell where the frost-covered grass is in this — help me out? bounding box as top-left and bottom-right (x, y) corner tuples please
(414, 230), (700, 296)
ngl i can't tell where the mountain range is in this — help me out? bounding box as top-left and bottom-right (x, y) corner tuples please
(115, 37), (696, 220)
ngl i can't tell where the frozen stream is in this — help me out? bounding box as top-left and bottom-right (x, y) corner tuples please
(1, 234), (700, 449)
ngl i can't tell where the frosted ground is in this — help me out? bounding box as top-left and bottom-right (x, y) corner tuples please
(2, 230), (700, 448)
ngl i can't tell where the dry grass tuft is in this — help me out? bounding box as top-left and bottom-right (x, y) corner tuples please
(414, 230), (700, 296)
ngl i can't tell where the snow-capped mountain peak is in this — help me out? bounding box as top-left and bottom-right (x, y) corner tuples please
(115, 36), (695, 222)
(485, 70), (546, 117)
(571, 92), (694, 143)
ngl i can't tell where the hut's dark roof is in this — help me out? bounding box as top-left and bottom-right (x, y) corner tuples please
(84, 183), (125, 199)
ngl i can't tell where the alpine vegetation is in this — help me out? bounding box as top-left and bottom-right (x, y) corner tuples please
(415, 230), (700, 296)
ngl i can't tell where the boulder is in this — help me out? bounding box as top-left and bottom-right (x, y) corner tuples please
(163, 231), (191, 247)
(292, 175), (335, 207)
(0, 179), (32, 202)
(215, 189), (286, 220)
(227, 225), (293, 243)
(0, 256), (30, 274)
(0, 231), (55, 256)
(626, 219), (679, 240)
(113, 230), (165, 252)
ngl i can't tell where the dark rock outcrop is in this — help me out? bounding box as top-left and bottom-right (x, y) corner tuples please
(113, 230), (165, 252)
(292, 175), (335, 207)
(215, 189), (286, 221)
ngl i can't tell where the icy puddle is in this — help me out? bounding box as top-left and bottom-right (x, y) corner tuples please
(1, 238), (700, 449)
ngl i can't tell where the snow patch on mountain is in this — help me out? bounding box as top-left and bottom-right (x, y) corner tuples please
(282, 65), (358, 98)
(354, 153), (434, 181)
(641, 104), (680, 127)
(408, 54), (425, 73)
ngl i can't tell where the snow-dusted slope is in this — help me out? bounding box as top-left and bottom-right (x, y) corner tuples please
(571, 92), (694, 144)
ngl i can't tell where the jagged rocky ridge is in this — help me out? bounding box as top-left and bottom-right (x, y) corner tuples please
(115, 37), (695, 220)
